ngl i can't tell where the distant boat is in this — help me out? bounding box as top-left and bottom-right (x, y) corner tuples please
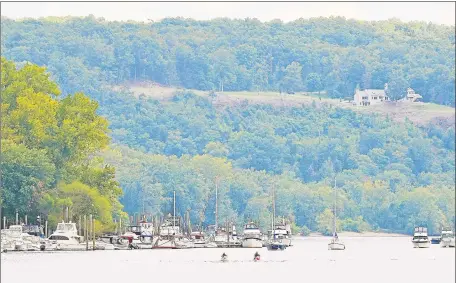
(440, 228), (455, 248)
(121, 220), (154, 244)
(2, 225), (41, 251)
(46, 221), (86, 251)
(242, 222), (263, 248)
(190, 231), (217, 248)
(328, 177), (345, 251)
(412, 227), (430, 248)
(266, 184), (286, 251)
(208, 178), (241, 248)
(270, 219), (292, 247)
(153, 191), (192, 249)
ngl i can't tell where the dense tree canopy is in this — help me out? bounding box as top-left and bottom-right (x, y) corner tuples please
(97, 89), (454, 235)
(1, 16), (454, 106)
(0, 58), (126, 231)
(1, 15), (454, 235)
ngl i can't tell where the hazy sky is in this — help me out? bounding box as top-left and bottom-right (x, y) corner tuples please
(1, 1), (455, 26)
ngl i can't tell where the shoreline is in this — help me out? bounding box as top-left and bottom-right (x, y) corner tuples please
(303, 231), (410, 237)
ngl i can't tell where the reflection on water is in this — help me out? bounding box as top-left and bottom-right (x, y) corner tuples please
(2, 237), (455, 283)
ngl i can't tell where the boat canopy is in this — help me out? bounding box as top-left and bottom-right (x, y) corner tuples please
(56, 222), (77, 234)
(245, 223), (259, 229)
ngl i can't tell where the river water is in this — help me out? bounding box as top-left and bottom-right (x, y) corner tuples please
(1, 237), (454, 283)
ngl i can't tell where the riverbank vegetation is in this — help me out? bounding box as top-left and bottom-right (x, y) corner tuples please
(0, 58), (126, 231)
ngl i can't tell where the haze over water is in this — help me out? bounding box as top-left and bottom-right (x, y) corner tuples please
(2, 237), (454, 283)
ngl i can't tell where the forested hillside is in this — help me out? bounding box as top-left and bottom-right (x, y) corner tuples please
(1, 16), (455, 235)
(98, 90), (455, 235)
(1, 16), (455, 106)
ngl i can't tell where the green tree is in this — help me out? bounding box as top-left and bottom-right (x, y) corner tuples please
(386, 68), (409, 101)
(280, 62), (303, 93)
(1, 142), (55, 216)
(316, 208), (336, 235)
(306, 73), (323, 93)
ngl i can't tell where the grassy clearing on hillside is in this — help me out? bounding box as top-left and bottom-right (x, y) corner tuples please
(114, 83), (455, 127)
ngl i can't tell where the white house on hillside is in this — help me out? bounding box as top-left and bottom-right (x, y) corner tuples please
(401, 88), (423, 102)
(353, 84), (389, 106)
(353, 84), (422, 106)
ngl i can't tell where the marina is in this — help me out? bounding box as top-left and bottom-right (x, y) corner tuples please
(2, 208), (454, 253)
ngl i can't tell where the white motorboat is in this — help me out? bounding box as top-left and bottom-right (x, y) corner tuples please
(16, 234), (41, 251)
(242, 222), (263, 248)
(440, 228), (455, 248)
(270, 221), (292, 247)
(206, 224), (241, 247)
(120, 220), (155, 247)
(328, 178), (345, 251)
(1, 229), (16, 252)
(412, 227), (430, 248)
(2, 225), (41, 251)
(46, 221), (86, 251)
(190, 231), (217, 248)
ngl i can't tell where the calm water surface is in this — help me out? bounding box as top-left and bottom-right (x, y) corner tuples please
(1, 237), (454, 283)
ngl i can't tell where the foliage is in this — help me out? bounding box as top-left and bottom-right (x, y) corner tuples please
(89, 88), (454, 234)
(1, 15), (454, 235)
(0, 58), (125, 230)
(1, 16), (454, 106)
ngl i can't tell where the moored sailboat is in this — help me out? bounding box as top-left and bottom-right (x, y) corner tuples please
(153, 191), (193, 249)
(328, 177), (345, 251)
(266, 184), (286, 251)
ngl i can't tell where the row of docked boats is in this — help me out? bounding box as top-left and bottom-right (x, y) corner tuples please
(104, 216), (292, 250)
(1, 221), (116, 252)
(1, 224), (43, 252)
(1, 218), (292, 252)
(1, 188), (293, 252)
(412, 226), (455, 248)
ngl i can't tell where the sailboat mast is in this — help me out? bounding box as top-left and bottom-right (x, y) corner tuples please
(272, 184), (276, 238)
(333, 177), (337, 237)
(215, 176), (218, 233)
(173, 191), (176, 226)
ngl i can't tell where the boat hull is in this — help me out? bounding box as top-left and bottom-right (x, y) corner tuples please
(328, 242), (345, 250)
(440, 238), (455, 248)
(412, 241), (430, 248)
(55, 244), (89, 251)
(194, 242), (218, 248)
(267, 242), (286, 251)
(153, 239), (177, 249)
(282, 238), (292, 246)
(242, 238), (263, 248)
